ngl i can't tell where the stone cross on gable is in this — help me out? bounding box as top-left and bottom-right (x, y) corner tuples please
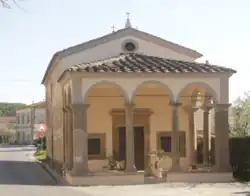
(126, 12), (130, 19)
(111, 25), (115, 32)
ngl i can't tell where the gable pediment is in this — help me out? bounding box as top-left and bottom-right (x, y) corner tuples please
(41, 27), (202, 84)
(58, 27), (202, 59)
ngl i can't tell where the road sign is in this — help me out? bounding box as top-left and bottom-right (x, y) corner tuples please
(38, 123), (47, 138)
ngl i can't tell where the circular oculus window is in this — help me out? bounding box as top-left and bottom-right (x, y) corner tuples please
(124, 42), (136, 51)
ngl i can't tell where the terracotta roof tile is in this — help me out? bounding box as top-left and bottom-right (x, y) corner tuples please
(66, 53), (236, 74)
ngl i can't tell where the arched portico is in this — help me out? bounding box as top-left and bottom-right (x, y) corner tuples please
(129, 80), (176, 173)
(130, 80), (175, 102)
(60, 75), (232, 177)
(83, 80), (129, 104)
(64, 78), (143, 174)
(176, 82), (219, 104)
(176, 81), (231, 172)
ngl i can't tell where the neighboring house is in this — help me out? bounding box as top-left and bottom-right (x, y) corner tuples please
(41, 17), (236, 185)
(16, 101), (46, 144)
(0, 116), (16, 143)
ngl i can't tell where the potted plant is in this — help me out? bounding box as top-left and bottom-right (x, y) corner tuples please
(107, 156), (117, 170)
(148, 149), (168, 178)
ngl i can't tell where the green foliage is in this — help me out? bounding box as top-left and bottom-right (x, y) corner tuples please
(0, 102), (26, 116)
(35, 150), (47, 161)
(107, 156), (117, 170)
(230, 92), (250, 137)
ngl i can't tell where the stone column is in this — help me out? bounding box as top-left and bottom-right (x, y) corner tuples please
(184, 105), (198, 167)
(70, 103), (89, 176)
(125, 103), (136, 172)
(214, 104), (231, 172)
(64, 106), (71, 169)
(201, 105), (212, 166)
(169, 101), (182, 172)
(62, 107), (67, 167)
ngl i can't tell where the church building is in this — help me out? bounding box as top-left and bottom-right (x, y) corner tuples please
(41, 15), (236, 185)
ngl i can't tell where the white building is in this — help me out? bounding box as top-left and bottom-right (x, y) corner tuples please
(16, 101), (46, 144)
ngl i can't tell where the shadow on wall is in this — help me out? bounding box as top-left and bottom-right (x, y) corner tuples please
(0, 160), (57, 186)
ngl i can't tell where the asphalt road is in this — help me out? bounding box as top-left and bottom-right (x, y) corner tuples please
(0, 145), (93, 196)
(0, 145), (249, 196)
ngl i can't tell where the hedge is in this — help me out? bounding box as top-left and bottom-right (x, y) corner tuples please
(230, 137), (250, 181)
(196, 136), (250, 181)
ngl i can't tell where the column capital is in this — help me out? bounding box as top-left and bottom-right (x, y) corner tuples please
(169, 101), (182, 107)
(201, 105), (213, 112)
(71, 103), (90, 112)
(213, 103), (231, 112)
(124, 102), (136, 109)
(183, 105), (199, 113)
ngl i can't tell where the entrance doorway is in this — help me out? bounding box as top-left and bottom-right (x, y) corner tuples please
(118, 126), (145, 170)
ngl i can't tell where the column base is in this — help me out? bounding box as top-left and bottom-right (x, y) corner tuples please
(188, 164), (198, 170)
(212, 165), (232, 173)
(202, 162), (210, 167)
(169, 164), (182, 172)
(125, 165), (137, 173)
(69, 163), (89, 176)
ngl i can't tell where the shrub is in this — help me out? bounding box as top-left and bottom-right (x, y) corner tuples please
(35, 150), (47, 161)
(233, 160), (250, 181)
(230, 137), (250, 181)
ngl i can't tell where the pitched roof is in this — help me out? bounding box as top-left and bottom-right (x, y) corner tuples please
(59, 53), (236, 80)
(42, 27), (203, 84)
(16, 101), (46, 111)
(0, 116), (16, 123)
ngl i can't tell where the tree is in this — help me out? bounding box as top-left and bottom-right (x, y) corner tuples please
(230, 91), (250, 137)
(0, 102), (26, 116)
(0, 0), (22, 8)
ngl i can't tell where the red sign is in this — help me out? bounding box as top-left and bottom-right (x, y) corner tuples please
(38, 124), (47, 138)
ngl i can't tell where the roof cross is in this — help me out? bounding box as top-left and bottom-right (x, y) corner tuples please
(111, 25), (115, 32)
(126, 12), (130, 19)
(125, 12), (132, 28)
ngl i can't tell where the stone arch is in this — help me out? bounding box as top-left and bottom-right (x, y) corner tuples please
(176, 82), (218, 104)
(83, 80), (129, 103)
(131, 80), (174, 101)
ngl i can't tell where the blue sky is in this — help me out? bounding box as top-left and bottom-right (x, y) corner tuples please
(0, 0), (249, 104)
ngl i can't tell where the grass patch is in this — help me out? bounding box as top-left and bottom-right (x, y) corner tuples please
(35, 150), (47, 161)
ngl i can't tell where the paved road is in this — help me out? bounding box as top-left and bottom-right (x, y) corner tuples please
(0, 145), (93, 196)
(0, 145), (249, 196)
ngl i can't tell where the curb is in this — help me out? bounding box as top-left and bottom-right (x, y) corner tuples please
(38, 161), (69, 186)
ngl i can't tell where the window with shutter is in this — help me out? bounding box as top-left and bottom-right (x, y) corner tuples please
(160, 136), (171, 152)
(88, 133), (106, 159)
(157, 132), (171, 155)
(157, 131), (186, 157)
(88, 138), (101, 155)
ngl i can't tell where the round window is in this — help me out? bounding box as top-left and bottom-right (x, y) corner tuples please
(124, 42), (136, 51)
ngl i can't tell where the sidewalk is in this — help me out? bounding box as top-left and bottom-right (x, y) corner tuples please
(39, 162), (69, 186)
(26, 150), (36, 162)
(25, 149), (67, 185)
